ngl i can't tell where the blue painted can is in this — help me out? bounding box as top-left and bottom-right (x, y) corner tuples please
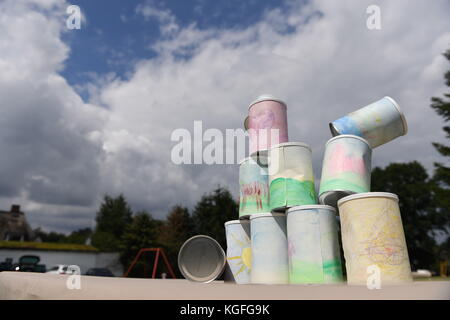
(329, 97), (407, 148)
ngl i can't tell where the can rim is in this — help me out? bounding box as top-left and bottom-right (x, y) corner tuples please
(329, 122), (340, 137)
(244, 116), (249, 130)
(249, 212), (286, 220)
(384, 96), (408, 135)
(238, 157), (253, 165)
(178, 235), (226, 283)
(337, 192), (399, 207)
(325, 134), (371, 148)
(269, 141), (311, 151)
(248, 94), (287, 111)
(286, 204), (336, 214)
(224, 219), (250, 226)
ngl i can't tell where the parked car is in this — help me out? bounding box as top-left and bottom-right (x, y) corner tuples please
(12, 255), (46, 273)
(0, 258), (13, 271)
(85, 268), (114, 277)
(46, 264), (71, 275)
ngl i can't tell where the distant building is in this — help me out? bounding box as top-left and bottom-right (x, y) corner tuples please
(0, 205), (34, 241)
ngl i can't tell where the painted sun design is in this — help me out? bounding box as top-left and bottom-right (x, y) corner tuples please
(227, 233), (252, 277)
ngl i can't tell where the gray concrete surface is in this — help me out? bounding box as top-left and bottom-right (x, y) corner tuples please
(0, 272), (448, 300)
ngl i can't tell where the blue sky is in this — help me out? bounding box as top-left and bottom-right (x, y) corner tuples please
(63, 0), (292, 93)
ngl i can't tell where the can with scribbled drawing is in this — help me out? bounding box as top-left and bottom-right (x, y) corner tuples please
(286, 205), (344, 284)
(239, 157), (269, 218)
(318, 135), (372, 208)
(244, 95), (288, 159)
(329, 96), (408, 148)
(269, 142), (317, 212)
(337, 192), (412, 285)
(224, 220), (252, 284)
(250, 213), (289, 284)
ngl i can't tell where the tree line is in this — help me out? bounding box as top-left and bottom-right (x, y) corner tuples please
(35, 49), (450, 277)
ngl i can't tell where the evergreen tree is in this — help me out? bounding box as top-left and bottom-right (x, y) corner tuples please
(191, 187), (238, 249)
(158, 205), (194, 276)
(430, 48), (450, 230)
(119, 211), (163, 277)
(91, 194), (133, 251)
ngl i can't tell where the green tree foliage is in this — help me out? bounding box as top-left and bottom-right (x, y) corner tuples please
(191, 187), (238, 249)
(66, 228), (92, 245)
(91, 194), (133, 251)
(119, 211), (163, 277)
(33, 228), (67, 243)
(33, 227), (92, 245)
(158, 205), (194, 276)
(430, 48), (450, 231)
(371, 162), (442, 270)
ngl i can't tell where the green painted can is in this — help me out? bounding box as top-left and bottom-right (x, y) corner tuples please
(268, 142), (317, 212)
(286, 205), (344, 284)
(318, 135), (372, 208)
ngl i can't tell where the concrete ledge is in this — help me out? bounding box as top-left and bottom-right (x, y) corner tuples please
(0, 272), (449, 300)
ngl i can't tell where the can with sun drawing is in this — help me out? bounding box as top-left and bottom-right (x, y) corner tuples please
(250, 213), (289, 284)
(224, 220), (252, 284)
(244, 95), (289, 161)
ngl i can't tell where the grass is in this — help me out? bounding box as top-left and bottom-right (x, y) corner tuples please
(0, 240), (98, 252)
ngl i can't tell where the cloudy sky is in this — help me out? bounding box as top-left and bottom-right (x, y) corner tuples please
(0, 0), (449, 233)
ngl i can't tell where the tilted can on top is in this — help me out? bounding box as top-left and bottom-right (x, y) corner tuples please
(329, 96), (408, 148)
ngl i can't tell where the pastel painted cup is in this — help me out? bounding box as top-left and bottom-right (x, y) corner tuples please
(239, 157), (270, 218)
(245, 95), (289, 156)
(224, 220), (252, 284)
(250, 213), (289, 284)
(329, 96), (408, 148)
(269, 142), (317, 212)
(337, 192), (413, 285)
(319, 135), (372, 208)
(286, 205), (344, 284)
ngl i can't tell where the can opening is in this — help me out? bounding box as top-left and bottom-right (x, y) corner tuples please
(329, 122), (340, 137)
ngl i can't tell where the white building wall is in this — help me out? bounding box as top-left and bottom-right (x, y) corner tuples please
(0, 249), (123, 276)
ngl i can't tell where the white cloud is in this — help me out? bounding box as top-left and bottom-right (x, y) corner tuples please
(1, 0), (449, 232)
(136, 2), (179, 37)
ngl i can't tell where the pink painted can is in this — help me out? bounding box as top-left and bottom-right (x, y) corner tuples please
(244, 95), (289, 157)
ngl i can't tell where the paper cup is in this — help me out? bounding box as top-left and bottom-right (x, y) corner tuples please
(318, 135), (372, 208)
(250, 213), (289, 284)
(245, 95), (289, 156)
(286, 205), (344, 284)
(224, 220), (252, 284)
(178, 235), (226, 283)
(269, 142), (317, 212)
(337, 192), (413, 285)
(329, 96), (408, 148)
(239, 157), (270, 218)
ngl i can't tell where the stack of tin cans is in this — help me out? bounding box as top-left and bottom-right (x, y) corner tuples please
(224, 95), (413, 286)
(180, 95), (413, 286)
